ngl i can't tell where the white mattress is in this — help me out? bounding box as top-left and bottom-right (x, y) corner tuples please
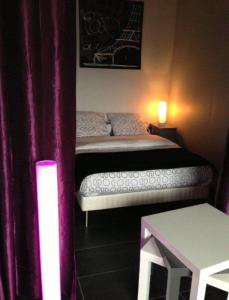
(76, 134), (213, 197)
(76, 134), (180, 154)
(76, 134), (213, 196)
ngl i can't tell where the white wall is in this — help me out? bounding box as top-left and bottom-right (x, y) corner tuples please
(76, 0), (177, 122)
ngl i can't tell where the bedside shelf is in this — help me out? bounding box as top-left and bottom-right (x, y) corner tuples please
(148, 124), (177, 143)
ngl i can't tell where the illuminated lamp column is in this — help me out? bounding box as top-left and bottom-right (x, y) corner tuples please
(36, 160), (61, 300)
(158, 100), (167, 126)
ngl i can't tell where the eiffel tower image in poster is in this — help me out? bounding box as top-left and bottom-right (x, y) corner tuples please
(79, 0), (144, 69)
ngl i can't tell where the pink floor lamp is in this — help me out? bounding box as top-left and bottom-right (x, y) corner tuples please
(36, 160), (61, 300)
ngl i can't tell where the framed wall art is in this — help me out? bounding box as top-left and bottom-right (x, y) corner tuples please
(79, 0), (144, 69)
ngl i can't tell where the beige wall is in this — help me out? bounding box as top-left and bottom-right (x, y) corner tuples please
(169, 0), (229, 170)
(76, 0), (177, 122)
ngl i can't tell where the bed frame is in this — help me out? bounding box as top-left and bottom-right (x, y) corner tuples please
(77, 183), (210, 227)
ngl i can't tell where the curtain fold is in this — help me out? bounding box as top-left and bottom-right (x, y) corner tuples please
(0, 22), (16, 299)
(0, 0), (76, 298)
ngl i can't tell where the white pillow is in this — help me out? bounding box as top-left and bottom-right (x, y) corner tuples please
(76, 111), (110, 137)
(107, 113), (149, 136)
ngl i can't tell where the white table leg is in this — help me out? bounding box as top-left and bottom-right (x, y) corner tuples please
(140, 224), (151, 247)
(137, 252), (152, 300)
(166, 270), (181, 300)
(189, 272), (207, 300)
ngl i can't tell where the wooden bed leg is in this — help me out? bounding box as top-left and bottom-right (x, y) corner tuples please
(85, 211), (88, 228)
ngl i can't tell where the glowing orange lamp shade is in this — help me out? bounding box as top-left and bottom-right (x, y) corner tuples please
(158, 101), (167, 125)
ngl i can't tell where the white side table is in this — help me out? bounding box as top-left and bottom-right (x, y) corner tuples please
(141, 204), (229, 300)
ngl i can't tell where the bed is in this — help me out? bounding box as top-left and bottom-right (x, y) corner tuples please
(75, 111), (214, 226)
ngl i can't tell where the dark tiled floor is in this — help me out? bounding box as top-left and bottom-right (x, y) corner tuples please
(75, 199), (228, 300)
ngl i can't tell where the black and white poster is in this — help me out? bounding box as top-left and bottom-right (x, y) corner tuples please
(79, 0), (144, 69)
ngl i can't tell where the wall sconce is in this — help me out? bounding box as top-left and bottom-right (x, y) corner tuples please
(158, 100), (167, 126)
(36, 160), (61, 300)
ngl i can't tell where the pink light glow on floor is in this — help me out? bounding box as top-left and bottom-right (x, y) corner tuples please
(36, 160), (61, 300)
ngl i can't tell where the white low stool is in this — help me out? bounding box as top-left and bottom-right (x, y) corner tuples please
(137, 236), (190, 300)
(206, 270), (229, 300)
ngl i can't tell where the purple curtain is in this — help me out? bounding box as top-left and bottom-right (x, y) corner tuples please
(217, 130), (229, 214)
(0, 0), (76, 299)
